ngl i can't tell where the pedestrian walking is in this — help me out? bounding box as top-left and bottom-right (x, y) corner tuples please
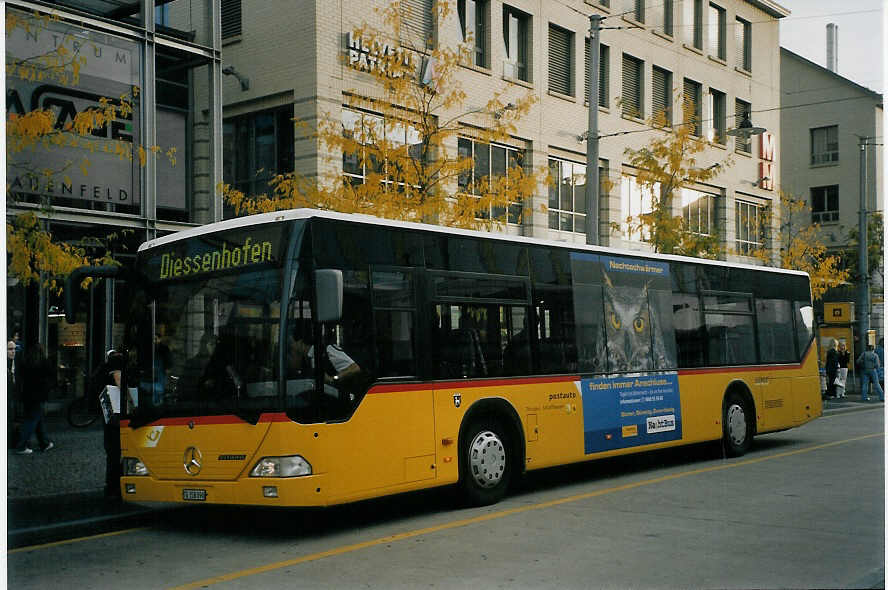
(876, 338), (884, 389)
(824, 339), (839, 399)
(835, 340), (850, 398)
(856, 344), (884, 402)
(8, 340), (19, 446)
(13, 347), (56, 455)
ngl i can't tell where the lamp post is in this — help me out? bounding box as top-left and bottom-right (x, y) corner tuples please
(584, 14), (604, 246)
(858, 138), (870, 354)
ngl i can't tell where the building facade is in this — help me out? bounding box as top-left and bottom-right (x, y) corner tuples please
(6, 0), (225, 404)
(780, 47), (884, 336)
(220, 0), (787, 255)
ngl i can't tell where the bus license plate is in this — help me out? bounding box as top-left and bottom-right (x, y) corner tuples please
(182, 489), (207, 501)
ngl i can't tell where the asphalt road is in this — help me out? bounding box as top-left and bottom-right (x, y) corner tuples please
(8, 407), (884, 589)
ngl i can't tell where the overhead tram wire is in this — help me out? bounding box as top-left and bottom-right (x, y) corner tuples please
(595, 95), (879, 141)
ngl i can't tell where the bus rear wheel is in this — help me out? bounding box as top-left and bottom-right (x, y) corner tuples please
(722, 392), (753, 457)
(459, 419), (511, 506)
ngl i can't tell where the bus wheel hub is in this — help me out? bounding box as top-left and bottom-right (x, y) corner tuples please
(469, 431), (506, 489)
(727, 404), (747, 445)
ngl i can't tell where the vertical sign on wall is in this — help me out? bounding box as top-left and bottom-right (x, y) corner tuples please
(759, 132), (775, 190)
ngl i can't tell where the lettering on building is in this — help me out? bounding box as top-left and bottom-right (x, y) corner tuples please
(345, 31), (414, 78)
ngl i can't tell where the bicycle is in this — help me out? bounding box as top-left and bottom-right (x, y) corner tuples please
(66, 391), (102, 428)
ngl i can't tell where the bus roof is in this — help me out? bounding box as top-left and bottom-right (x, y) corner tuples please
(139, 208), (809, 278)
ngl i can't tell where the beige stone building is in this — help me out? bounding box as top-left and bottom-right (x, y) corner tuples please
(220, 0), (789, 261)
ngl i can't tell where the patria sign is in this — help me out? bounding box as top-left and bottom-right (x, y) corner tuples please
(345, 31), (414, 77)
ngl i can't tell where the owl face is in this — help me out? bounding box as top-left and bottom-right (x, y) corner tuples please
(604, 282), (653, 372)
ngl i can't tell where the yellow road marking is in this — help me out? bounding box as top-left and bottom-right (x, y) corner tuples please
(8, 527), (147, 554)
(174, 431), (884, 589)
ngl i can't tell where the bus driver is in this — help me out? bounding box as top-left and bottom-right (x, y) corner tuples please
(287, 324), (361, 385)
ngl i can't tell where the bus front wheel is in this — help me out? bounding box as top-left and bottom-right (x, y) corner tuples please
(459, 419), (511, 506)
(722, 392), (753, 457)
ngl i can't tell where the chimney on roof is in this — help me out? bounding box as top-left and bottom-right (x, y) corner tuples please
(826, 23), (838, 72)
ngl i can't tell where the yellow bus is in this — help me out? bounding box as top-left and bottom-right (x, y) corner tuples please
(68, 209), (821, 507)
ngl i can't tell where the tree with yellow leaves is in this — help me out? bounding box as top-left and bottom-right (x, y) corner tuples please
(6, 9), (173, 291)
(750, 191), (849, 300)
(615, 108), (731, 259)
(222, 0), (540, 230)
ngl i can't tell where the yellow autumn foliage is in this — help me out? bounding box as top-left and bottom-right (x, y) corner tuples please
(222, 0), (544, 231)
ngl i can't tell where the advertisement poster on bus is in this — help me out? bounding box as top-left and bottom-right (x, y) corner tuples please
(581, 372), (682, 454)
(577, 254), (682, 453)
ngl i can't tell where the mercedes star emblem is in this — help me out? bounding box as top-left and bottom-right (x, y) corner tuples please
(184, 446), (203, 476)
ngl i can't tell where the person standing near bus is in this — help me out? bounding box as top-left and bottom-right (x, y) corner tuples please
(101, 350), (125, 499)
(856, 345), (884, 402)
(824, 339), (840, 399)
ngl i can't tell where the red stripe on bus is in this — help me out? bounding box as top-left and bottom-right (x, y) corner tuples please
(120, 342), (815, 428)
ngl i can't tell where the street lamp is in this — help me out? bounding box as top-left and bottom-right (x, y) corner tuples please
(726, 112), (766, 138)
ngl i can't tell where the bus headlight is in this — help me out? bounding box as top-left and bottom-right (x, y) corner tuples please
(249, 455), (312, 478)
(122, 457), (150, 476)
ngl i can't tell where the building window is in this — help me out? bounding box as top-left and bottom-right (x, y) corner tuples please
(735, 200), (764, 255)
(651, 0), (674, 36)
(459, 137), (524, 224)
(811, 185), (840, 224)
(684, 0), (703, 50)
(548, 158), (587, 234)
(708, 3), (726, 60)
(683, 78), (702, 136)
(621, 175), (657, 242)
(681, 188), (716, 235)
(548, 24), (573, 96)
(340, 108), (422, 188)
(503, 6), (530, 81)
(629, 0), (645, 23)
(221, 0), (242, 38)
(734, 99), (751, 153)
(621, 53), (643, 119)
(401, 0), (435, 48)
(708, 88), (726, 144)
(652, 66), (672, 125)
(811, 125), (839, 165)
(735, 17), (751, 71)
(459, 0), (488, 68)
(223, 105), (295, 215)
(585, 41), (609, 108)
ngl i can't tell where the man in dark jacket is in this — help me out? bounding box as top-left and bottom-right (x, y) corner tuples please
(14, 347), (55, 454)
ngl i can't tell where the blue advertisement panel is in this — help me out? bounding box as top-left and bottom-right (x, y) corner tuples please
(581, 373), (682, 454)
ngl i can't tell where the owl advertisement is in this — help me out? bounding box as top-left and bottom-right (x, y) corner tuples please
(571, 254), (682, 454)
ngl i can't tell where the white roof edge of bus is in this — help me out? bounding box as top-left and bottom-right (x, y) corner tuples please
(139, 208), (809, 277)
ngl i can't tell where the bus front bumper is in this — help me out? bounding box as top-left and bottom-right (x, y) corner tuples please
(121, 474), (330, 507)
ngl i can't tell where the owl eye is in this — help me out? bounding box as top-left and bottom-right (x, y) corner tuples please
(633, 317), (645, 332)
(610, 313), (622, 330)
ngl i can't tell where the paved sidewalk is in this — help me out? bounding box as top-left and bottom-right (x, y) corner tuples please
(7, 415), (170, 548)
(6, 396), (882, 549)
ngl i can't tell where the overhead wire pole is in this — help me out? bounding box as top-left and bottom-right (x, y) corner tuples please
(857, 137), (870, 353)
(585, 14), (604, 246)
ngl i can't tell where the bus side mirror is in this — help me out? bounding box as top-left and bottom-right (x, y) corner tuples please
(64, 265), (122, 324)
(315, 269), (343, 324)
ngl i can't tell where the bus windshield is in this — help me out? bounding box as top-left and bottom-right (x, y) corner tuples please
(126, 223), (292, 424)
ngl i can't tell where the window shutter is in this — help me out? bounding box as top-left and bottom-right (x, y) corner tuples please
(652, 67), (669, 123)
(735, 19), (746, 69)
(221, 0), (242, 38)
(683, 78), (701, 135)
(401, 0), (434, 48)
(586, 42), (609, 107)
(622, 54), (642, 118)
(735, 99), (751, 152)
(549, 25), (572, 95)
